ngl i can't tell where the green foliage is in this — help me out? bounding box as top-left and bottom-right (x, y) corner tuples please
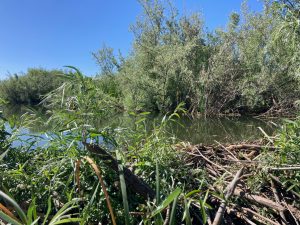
(1, 0), (300, 223)
(2, 0), (299, 116)
(205, 1), (300, 114)
(275, 117), (300, 165)
(118, 0), (209, 113)
(0, 190), (82, 225)
(90, 0), (300, 116)
(0, 68), (64, 105)
(41, 66), (124, 131)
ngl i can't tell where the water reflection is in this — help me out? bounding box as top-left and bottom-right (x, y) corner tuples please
(85, 114), (278, 144)
(3, 105), (279, 145)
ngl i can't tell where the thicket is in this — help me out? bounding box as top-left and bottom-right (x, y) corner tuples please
(0, 68), (64, 105)
(92, 0), (300, 116)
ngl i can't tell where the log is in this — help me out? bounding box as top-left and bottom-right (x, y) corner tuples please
(83, 142), (155, 199)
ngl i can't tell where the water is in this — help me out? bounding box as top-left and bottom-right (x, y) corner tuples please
(96, 114), (278, 144)
(2, 105), (279, 145)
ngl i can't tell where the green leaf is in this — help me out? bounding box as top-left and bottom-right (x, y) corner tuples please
(116, 150), (130, 225)
(0, 211), (22, 225)
(42, 196), (52, 225)
(140, 111), (151, 115)
(185, 189), (201, 198)
(0, 190), (28, 224)
(169, 195), (178, 225)
(51, 218), (82, 225)
(151, 188), (181, 217)
(0, 149), (9, 161)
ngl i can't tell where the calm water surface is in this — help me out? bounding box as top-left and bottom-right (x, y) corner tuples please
(3, 105), (279, 145)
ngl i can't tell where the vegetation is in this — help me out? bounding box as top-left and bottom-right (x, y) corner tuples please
(92, 0), (300, 115)
(0, 68), (65, 105)
(0, 85), (299, 224)
(1, 1), (299, 116)
(0, 0), (299, 224)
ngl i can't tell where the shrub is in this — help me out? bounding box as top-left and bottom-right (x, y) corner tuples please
(0, 68), (64, 105)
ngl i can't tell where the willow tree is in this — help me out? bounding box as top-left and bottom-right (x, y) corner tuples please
(205, 0), (300, 115)
(119, 0), (210, 113)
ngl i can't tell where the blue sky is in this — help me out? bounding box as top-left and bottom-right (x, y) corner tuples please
(0, 0), (263, 78)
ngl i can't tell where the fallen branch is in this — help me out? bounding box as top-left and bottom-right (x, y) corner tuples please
(225, 144), (277, 151)
(270, 180), (287, 224)
(270, 174), (300, 199)
(240, 207), (280, 225)
(83, 142), (155, 199)
(212, 167), (244, 225)
(233, 188), (286, 212)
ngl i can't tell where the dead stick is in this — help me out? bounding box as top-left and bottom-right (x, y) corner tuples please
(241, 207), (280, 225)
(212, 167), (244, 225)
(215, 141), (239, 161)
(283, 201), (300, 225)
(225, 144), (277, 151)
(83, 142), (155, 199)
(227, 208), (257, 225)
(270, 180), (288, 224)
(194, 149), (233, 175)
(233, 188), (285, 212)
(270, 174), (300, 199)
(269, 166), (300, 171)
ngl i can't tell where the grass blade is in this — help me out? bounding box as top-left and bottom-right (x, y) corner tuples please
(83, 156), (117, 225)
(0, 190), (27, 224)
(169, 195), (178, 225)
(116, 150), (130, 225)
(156, 161), (160, 204)
(151, 188), (181, 218)
(0, 149), (9, 161)
(0, 211), (22, 225)
(42, 196), (52, 225)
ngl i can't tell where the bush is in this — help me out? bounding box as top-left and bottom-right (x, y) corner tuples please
(0, 68), (64, 105)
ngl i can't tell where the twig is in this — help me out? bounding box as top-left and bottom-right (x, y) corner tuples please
(225, 144), (277, 151)
(282, 201), (300, 225)
(233, 188), (286, 212)
(270, 180), (288, 224)
(163, 206), (170, 225)
(270, 174), (300, 199)
(212, 167), (244, 225)
(194, 149), (233, 175)
(241, 207), (280, 225)
(269, 166), (300, 171)
(215, 141), (239, 161)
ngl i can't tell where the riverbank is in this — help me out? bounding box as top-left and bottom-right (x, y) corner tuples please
(0, 113), (299, 224)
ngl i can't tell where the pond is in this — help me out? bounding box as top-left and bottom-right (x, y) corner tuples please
(91, 114), (278, 144)
(2, 105), (279, 145)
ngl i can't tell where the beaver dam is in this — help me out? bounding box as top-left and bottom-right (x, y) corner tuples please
(79, 136), (300, 225)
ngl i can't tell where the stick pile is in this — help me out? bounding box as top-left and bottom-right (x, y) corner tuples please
(180, 141), (300, 224)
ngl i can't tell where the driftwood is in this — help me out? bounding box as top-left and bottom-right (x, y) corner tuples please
(83, 142), (155, 199)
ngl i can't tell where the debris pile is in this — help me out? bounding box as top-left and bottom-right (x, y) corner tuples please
(181, 142), (300, 225)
